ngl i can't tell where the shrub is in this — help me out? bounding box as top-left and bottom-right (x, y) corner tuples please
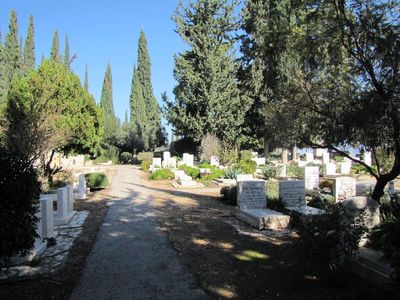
(170, 137), (198, 156)
(368, 193), (400, 282)
(260, 164), (278, 180)
(0, 149), (40, 259)
(309, 192), (335, 210)
(140, 160), (151, 171)
(179, 165), (200, 179)
(235, 160), (257, 174)
(149, 169), (174, 180)
(219, 147), (238, 165)
(84, 173), (109, 190)
(119, 152), (133, 164)
(223, 168), (242, 179)
(137, 151), (153, 162)
(287, 163), (305, 179)
(221, 185), (237, 205)
(94, 156), (118, 165)
(239, 150), (254, 161)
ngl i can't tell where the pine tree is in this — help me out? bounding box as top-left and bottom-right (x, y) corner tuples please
(100, 63), (118, 141)
(84, 64), (89, 91)
(0, 11), (21, 103)
(136, 31), (162, 149)
(23, 15), (35, 71)
(164, 0), (245, 147)
(50, 30), (61, 63)
(64, 33), (70, 69)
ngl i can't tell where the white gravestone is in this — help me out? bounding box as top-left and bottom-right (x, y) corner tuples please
(342, 196), (380, 229)
(325, 162), (337, 175)
(210, 156), (219, 166)
(315, 148), (325, 157)
(162, 152), (171, 168)
(66, 184), (74, 214)
(277, 164), (287, 177)
(183, 153), (194, 167)
(57, 187), (69, 220)
(40, 198), (54, 239)
(78, 174), (87, 200)
(237, 179), (266, 210)
(333, 176), (356, 202)
(152, 157), (162, 168)
(306, 153), (314, 163)
(236, 174), (254, 181)
(340, 162), (352, 175)
(167, 157), (177, 169)
(363, 151), (372, 166)
(251, 157), (266, 166)
(174, 170), (186, 180)
(298, 160), (307, 167)
(279, 180), (306, 208)
(322, 152), (330, 164)
(305, 166), (319, 190)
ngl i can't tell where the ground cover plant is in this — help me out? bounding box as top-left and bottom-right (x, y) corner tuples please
(149, 169), (174, 180)
(84, 173), (109, 190)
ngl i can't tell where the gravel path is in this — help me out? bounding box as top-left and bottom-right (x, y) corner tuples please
(71, 165), (209, 300)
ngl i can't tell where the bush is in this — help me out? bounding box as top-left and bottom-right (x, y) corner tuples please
(140, 160), (151, 171)
(221, 185), (237, 205)
(0, 149), (40, 259)
(179, 165), (200, 179)
(309, 192), (336, 210)
(239, 150), (254, 161)
(170, 137), (198, 156)
(94, 156), (118, 165)
(137, 151), (153, 162)
(223, 168), (243, 179)
(119, 152), (133, 164)
(84, 173), (109, 190)
(368, 193), (400, 282)
(260, 164), (279, 180)
(287, 162), (305, 179)
(235, 160), (257, 174)
(149, 169), (175, 180)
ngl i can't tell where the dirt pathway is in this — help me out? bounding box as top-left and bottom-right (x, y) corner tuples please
(71, 165), (209, 300)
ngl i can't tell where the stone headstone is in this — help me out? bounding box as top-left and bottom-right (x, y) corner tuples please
(167, 157), (177, 169)
(281, 149), (288, 164)
(183, 153), (194, 167)
(237, 179), (266, 210)
(57, 187), (69, 220)
(342, 196), (380, 229)
(322, 152), (330, 164)
(78, 174), (87, 200)
(333, 176), (356, 202)
(40, 198), (54, 239)
(210, 156), (219, 166)
(315, 148), (325, 157)
(174, 170), (186, 180)
(163, 151), (171, 162)
(340, 162), (352, 175)
(277, 164), (287, 177)
(236, 174), (254, 181)
(305, 166), (319, 190)
(251, 157), (266, 166)
(279, 180), (306, 208)
(306, 152), (314, 163)
(325, 162), (337, 175)
(363, 151), (372, 166)
(152, 157), (162, 168)
(251, 151), (258, 158)
(298, 160), (307, 167)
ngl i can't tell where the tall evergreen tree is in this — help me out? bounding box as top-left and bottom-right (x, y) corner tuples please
(163, 0), (245, 147)
(50, 30), (61, 63)
(23, 15), (35, 71)
(100, 63), (118, 141)
(84, 64), (89, 91)
(0, 11), (21, 103)
(137, 31), (162, 149)
(64, 33), (70, 70)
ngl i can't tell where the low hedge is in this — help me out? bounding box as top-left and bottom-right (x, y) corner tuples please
(149, 169), (174, 180)
(84, 172), (109, 190)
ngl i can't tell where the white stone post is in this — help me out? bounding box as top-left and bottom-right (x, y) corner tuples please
(57, 187), (69, 219)
(66, 184), (74, 214)
(78, 174), (87, 200)
(363, 151), (372, 166)
(40, 198), (54, 239)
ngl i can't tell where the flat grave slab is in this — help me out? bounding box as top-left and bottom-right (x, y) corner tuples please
(237, 208), (290, 230)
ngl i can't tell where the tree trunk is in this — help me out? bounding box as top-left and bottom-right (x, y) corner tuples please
(45, 150), (56, 183)
(371, 173), (398, 204)
(263, 135), (270, 158)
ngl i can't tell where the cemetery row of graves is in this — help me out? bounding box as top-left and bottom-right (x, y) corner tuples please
(143, 148), (399, 283)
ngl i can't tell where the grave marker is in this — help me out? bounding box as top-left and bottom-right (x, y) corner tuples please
(279, 180), (306, 208)
(305, 166), (319, 190)
(306, 153), (314, 163)
(325, 162), (336, 175)
(237, 179), (266, 210)
(333, 176), (356, 202)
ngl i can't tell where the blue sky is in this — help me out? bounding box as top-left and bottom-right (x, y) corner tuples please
(0, 0), (186, 127)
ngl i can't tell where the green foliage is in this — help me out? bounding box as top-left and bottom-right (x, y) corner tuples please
(137, 151), (153, 162)
(260, 164), (279, 180)
(197, 163), (224, 182)
(287, 163), (304, 179)
(309, 192), (335, 210)
(100, 63), (118, 142)
(220, 185), (237, 205)
(333, 156), (344, 163)
(170, 137), (198, 156)
(223, 168), (242, 179)
(369, 193), (400, 282)
(299, 204), (367, 275)
(140, 160), (151, 171)
(179, 165), (199, 179)
(235, 160), (256, 175)
(149, 168), (174, 180)
(23, 15), (35, 72)
(119, 152), (133, 164)
(64, 33), (70, 70)
(84, 64), (89, 92)
(50, 30), (61, 63)
(239, 150), (254, 161)
(0, 148), (40, 259)
(164, 0), (246, 146)
(84, 172), (109, 190)
(266, 180), (279, 202)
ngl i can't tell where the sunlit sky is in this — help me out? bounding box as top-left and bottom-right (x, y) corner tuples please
(0, 0), (186, 128)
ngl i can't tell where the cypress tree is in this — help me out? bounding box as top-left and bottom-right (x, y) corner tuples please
(50, 30), (61, 63)
(84, 64), (89, 91)
(136, 31), (162, 149)
(100, 63), (118, 141)
(164, 0), (244, 147)
(1, 11), (21, 103)
(64, 33), (70, 69)
(23, 15), (35, 71)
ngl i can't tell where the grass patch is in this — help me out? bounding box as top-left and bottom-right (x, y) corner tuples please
(149, 169), (174, 180)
